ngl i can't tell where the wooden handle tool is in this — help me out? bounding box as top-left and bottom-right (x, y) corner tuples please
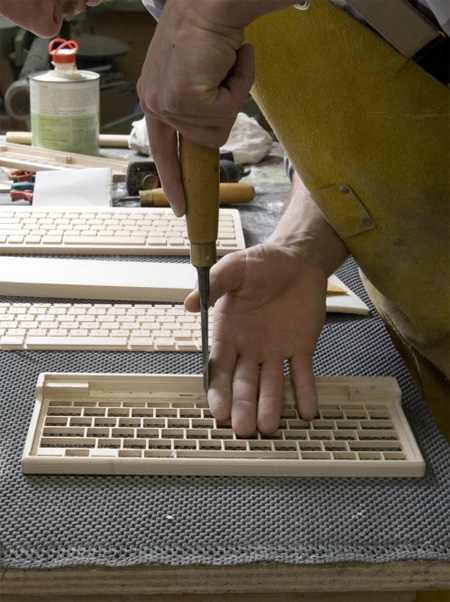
(179, 135), (220, 391)
(139, 182), (255, 206)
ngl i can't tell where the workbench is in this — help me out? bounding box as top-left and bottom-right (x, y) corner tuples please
(0, 144), (449, 601)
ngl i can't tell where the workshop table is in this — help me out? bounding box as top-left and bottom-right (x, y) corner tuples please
(0, 147), (449, 601)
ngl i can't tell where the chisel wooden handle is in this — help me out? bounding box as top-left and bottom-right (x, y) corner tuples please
(179, 136), (220, 268)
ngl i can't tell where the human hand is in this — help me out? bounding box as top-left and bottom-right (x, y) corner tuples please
(185, 244), (328, 437)
(137, 0), (255, 216)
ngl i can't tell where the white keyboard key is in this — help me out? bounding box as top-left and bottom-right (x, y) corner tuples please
(121, 322), (138, 330)
(168, 237), (185, 246)
(2, 224), (23, 231)
(153, 330), (172, 338)
(38, 316), (56, 330)
(0, 321), (17, 328)
(176, 340), (200, 350)
(17, 321), (39, 329)
(0, 335), (25, 349)
(132, 329), (151, 337)
(155, 337), (176, 350)
(6, 328), (26, 336)
(28, 329), (50, 336)
(173, 331), (193, 340)
(42, 236), (63, 244)
(129, 338), (156, 350)
(56, 315), (76, 323)
(147, 237), (168, 246)
(25, 236), (42, 244)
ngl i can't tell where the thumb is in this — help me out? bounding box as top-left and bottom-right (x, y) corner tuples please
(184, 250), (247, 312)
(184, 288), (200, 312)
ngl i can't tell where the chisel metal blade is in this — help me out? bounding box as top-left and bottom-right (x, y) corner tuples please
(197, 266), (210, 391)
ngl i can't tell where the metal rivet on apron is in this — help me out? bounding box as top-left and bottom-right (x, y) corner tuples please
(338, 184), (351, 194)
(362, 217), (374, 228)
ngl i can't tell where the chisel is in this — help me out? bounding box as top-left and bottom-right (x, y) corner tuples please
(179, 136), (220, 391)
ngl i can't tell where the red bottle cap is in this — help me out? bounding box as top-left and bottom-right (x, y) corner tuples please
(48, 38), (79, 64)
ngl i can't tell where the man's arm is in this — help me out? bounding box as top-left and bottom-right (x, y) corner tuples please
(268, 173), (349, 276)
(137, 0), (298, 215)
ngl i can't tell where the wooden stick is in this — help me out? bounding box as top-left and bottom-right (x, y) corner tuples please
(0, 141), (129, 181)
(140, 182), (255, 206)
(6, 131), (130, 148)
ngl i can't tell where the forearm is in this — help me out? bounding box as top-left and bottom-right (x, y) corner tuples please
(269, 172), (349, 276)
(139, 0), (297, 213)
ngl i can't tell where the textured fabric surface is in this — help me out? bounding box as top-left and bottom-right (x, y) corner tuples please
(0, 257), (449, 570)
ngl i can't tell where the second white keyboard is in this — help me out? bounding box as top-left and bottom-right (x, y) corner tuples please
(0, 207), (245, 255)
(0, 273), (368, 352)
(0, 302), (208, 351)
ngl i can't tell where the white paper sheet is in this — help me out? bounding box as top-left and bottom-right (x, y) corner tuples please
(33, 168), (112, 207)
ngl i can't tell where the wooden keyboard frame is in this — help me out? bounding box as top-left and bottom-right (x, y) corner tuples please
(22, 373), (425, 477)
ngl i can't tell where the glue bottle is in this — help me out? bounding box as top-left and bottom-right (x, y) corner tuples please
(30, 38), (100, 156)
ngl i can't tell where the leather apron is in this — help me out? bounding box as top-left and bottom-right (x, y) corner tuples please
(245, 0), (450, 437)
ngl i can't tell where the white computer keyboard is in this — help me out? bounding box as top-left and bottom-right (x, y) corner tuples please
(0, 274), (369, 351)
(0, 302), (207, 351)
(0, 207), (245, 255)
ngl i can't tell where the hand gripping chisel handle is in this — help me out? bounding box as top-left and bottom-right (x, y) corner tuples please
(179, 135), (220, 390)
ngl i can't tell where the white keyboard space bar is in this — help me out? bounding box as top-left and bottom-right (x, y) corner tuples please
(26, 336), (129, 350)
(22, 336), (191, 351)
(63, 236), (147, 246)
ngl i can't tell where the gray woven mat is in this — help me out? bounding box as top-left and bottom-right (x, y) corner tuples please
(1, 258), (449, 569)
